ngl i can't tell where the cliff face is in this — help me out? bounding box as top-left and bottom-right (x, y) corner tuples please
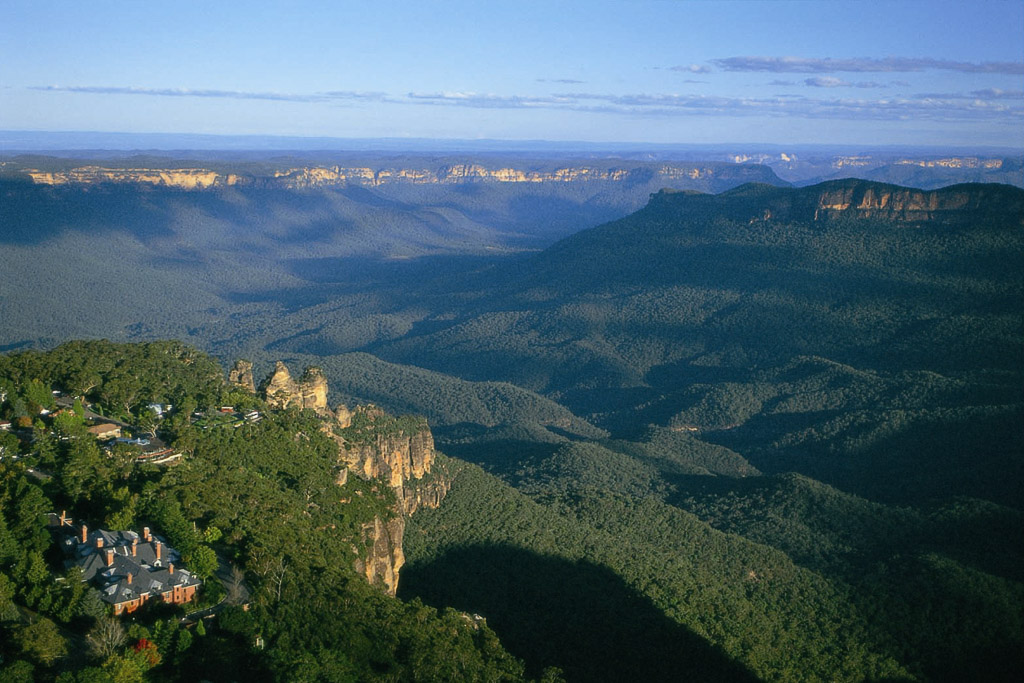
(251, 361), (450, 595)
(17, 161), (780, 191)
(335, 406), (443, 513)
(259, 361), (300, 410)
(352, 515), (406, 598)
(806, 181), (1019, 222)
(670, 179), (1024, 226)
(299, 367), (329, 414)
(336, 406), (451, 594)
(26, 166), (244, 188)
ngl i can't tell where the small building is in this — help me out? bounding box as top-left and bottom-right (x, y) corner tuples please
(52, 518), (202, 616)
(0, 420), (11, 431)
(147, 403), (172, 417)
(87, 423), (122, 440)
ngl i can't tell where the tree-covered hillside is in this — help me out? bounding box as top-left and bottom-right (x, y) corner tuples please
(0, 342), (535, 681)
(362, 181), (1024, 502)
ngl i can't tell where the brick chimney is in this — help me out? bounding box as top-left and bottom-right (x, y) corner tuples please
(127, 572), (132, 585)
(80, 524), (88, 544)
(155, 541), (162, 561)
(95, 536), (104, 549)
(142, 527), (151, 542)
(169, 563), (174, 574)
(59, 510), (67, 526)
(105, 548), (114, 566)
(131, 538), (138, 557)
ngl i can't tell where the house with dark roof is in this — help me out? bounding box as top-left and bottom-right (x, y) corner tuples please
(50, 512), (202, 615)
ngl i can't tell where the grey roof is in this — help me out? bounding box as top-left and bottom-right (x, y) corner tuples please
(58, 524), (201, 605)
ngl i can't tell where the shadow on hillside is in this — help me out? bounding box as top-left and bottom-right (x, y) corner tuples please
(0, 179), (177, 245)
(399, 544), (759, 682)
(435, 433), (562, 478)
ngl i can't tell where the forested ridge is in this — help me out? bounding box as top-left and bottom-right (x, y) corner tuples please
(0, 341), (536, 681)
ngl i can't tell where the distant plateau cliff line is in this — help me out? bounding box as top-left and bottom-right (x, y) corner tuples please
(20, 162), (756, 189)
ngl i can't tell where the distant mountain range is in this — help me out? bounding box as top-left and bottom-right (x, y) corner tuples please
(2, 132), (1022, 189)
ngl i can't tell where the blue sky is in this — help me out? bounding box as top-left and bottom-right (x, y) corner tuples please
(2, 0), (1022, 147)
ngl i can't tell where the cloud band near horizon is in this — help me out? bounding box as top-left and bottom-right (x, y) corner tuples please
(710, 56), (1024, 74)
(29, 83), (1024, 124)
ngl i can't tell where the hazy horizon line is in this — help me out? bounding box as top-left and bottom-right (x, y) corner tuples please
(2, 129), (1023, 155)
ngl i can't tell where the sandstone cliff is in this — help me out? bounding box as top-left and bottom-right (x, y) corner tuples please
(805, 180), (1024, 223)
(26, 166), (244, 188)
(227, 360), (256, 394)
(657, 179), (1024, 227)
(336, 406), (451, 594)
(253, 361), (450, 595)
(333, 405), (448, 514)
(17, 160), (779, 191)
(258, 361), (329, 414)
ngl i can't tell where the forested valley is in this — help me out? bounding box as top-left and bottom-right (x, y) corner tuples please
(0, 157), (1022, 681)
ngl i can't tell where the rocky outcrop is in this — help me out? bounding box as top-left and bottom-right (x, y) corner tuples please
(253, 361), (450, 595)
(663, 179), (1024, 227)
(258, 362), (330, 415)
(26, 167), (244, 188)
(332, 404), (451, 594)
(353, 515), (406, 596)
(259, 361), (300, 410)
(299, 367), (329, 414)
(893, 157), (1004, 169)
(334, 405), (441, 513)
(19, 160), (783, 192)
(805, 181), (1024, 224)
(811, 182), (977, 221)
(228, 360), (256, 394)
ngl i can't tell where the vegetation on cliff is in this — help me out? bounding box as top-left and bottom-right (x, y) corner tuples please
(0, 342), (533, 681)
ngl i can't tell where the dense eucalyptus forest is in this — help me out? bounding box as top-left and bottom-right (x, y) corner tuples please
(0, 156), (1022, 681)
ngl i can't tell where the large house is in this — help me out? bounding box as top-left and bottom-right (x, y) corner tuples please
(50, 513), (202, 615)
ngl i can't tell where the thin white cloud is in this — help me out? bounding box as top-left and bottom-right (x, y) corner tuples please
(914, 88), (1024, 100)
(803, 77), (887, 89)
(713, 56), (1024, 74)
(406, 91), (574, 108)
(29, 83), (1023, 124)
(552, 92), (1024, 122)
(536, 78), (586, 84)
(670, 64), (712, 74)
(805, 77), (849, 88)
(31, 85), (389, 103)
(971, 88), (1024, 99)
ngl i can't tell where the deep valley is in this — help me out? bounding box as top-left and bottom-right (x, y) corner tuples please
(1, 152), (1022, 681)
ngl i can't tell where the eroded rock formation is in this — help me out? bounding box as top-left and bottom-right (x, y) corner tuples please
(18, 161), (779, 191)
(258, 362), (330, 415)
(299, 367), (329, 414)
(332, 405), (451, 594)
(259, 361), (300, 410)
(228, 360), (256, 394)
(26, 167), (243, 188)
(655, 179), (1024, 227)
(252, 360), (450, 595)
